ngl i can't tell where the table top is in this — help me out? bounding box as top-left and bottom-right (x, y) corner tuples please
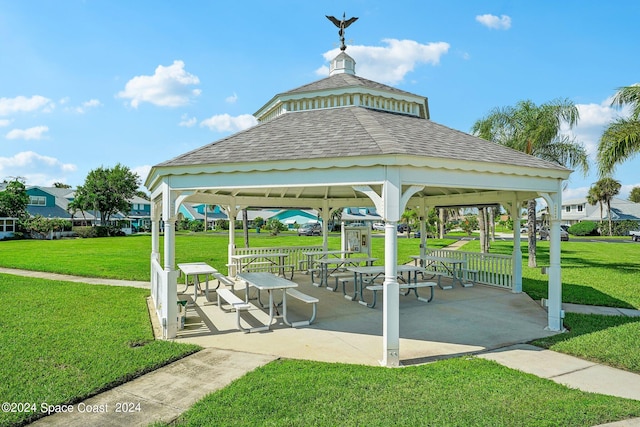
(411, 255), (464, 264)
(231, 253), (287, 260)
(316, 257), (377, 265)
(177, 262), (218, 275)
(237, 272), (298, 290)
(347, 264), (425, 274)
(304, 250), (354, 256)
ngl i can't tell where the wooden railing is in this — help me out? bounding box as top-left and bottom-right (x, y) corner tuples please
(424, 248), (513, 290)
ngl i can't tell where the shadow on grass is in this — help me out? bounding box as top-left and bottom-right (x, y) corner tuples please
(523, 278), (635, 309)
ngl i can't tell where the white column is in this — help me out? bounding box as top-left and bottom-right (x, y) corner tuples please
(381, 168), (402, 367)
(321, 200), (330, 251)
(227, 203), (237, 276)
(541, 188), (563, 331)
(162, 184), (178, 339)
(510, 199), (523, 293)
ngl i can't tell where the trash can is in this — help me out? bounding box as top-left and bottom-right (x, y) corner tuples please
(177, 300), (188, 330)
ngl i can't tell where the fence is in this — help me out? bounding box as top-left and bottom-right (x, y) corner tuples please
(425, 248), (513, 290)
(233, 245), (325, 274)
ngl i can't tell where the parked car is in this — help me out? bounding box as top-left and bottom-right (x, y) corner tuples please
(630, 229), (640, 242)
(397, 223), (409, 233)
(539, 227), (569, 241)
(372, 222), (385, 231)
(297, 222), (321, 236)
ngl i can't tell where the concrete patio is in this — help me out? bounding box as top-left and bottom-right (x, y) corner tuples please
(170, 273), (558, 366)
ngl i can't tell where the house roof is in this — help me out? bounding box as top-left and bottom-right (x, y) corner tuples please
(155, 106), (568, 173)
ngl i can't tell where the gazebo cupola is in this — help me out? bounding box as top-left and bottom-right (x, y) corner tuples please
(330, 51), (356, 76)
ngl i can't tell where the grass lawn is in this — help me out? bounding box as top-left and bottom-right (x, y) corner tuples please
(162, 358), (640, 427)
(0, 274), (200, 426)
(463, 239), (640, 309)
(2, 234), (640, 425)
(0, 233), (455, 281)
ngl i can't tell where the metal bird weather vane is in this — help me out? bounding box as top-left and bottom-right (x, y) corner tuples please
(326, 13), (358, 51)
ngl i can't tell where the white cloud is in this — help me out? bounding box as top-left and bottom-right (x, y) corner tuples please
(200, 113), (257, 133)
(561, 100), (631, 158)
(75, 99), (102, 114)
(476, 14), (512, 30)
(0, 151), (76, 186)
(0, 119), (11, 127)
(131, 165), (152, 184)
(316, 39), (450, 85)
(225, 93), (238, 103)
(117, 60), (201, 108)
(178, 114), (197, 127)
(0, 95), (54, 116)
(6, 126), (49, 140)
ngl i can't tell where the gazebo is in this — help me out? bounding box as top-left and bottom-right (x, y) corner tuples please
(145, 37), (569, 367)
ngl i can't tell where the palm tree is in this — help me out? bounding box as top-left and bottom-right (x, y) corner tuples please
(588, 178), (621, 236)
(597, 84), (640, 176)
(472, 98), (589, 267)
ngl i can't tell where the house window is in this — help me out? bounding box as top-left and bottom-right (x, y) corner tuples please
(29, 196), (46, 206)
(565, 206), (571, 212)
(0, 219), (15, 232)
(577, 205), (583, 212)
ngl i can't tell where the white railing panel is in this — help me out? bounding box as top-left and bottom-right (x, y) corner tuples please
(150, 258), (179, 339)
(234, 245), (324, 272)
(425, 248), (513, 290)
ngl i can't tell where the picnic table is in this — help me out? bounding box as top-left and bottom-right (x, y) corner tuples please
(236, 272), (299, 331)
(411, 254), (465, 289)
(177, 262), (218, 303)
(315, 257), (377, 288)
(346, 264), (428, 307)
(302, 250), (354, 273)
(231, 252), (293, 279)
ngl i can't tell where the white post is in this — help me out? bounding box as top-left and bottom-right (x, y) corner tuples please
(162, 184), (178, 339)
(541, 188), (563, 331)
(381, 168), (402, 367)
(510, 199), (523, 293)
(321, 200), (330, 251)
(227, 203), (238, 276)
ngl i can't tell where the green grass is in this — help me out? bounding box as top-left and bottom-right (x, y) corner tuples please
(164, 358), (640, 427)
(533, 313), (640, 373)
(0, 274), (200, 426)
(463, 239), (640, 309)
(2, 235), (640, 425)
(0, 233), (454, 280)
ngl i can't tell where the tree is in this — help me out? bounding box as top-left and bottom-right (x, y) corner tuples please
(588, 177), (621, 236)
(629, 187), (640, 203)
(597, 84), (640, 176)
(74, 164), (140, 226)
(0, 179), (29, 219)
(53, 182), (72, 188)
(472, 98), (589, 267)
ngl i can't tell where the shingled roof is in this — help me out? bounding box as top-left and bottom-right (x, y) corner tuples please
(156, 105), (568, 173)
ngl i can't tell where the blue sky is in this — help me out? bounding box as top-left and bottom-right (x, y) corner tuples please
(1, 1), (639, 201)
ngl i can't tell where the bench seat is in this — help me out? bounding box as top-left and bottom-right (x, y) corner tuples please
(283, 288), (319, 327)
(458, 268), (478, 287)
(216, 288), (254, 332)
(362, 281), (437, 308)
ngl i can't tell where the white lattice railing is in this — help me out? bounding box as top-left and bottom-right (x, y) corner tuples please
(233, 245), (325, 273)
(424, 248), (513, 290)
(151, 257), (179, 338)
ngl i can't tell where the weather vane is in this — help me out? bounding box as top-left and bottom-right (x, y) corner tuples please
(326, 13), (358, 51)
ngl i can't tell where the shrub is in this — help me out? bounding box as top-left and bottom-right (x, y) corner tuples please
(189, 221), (204, 232)
(569, 221), (599, 236)
(73, 226), (97, 238)
(611, 220), (640, 237)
